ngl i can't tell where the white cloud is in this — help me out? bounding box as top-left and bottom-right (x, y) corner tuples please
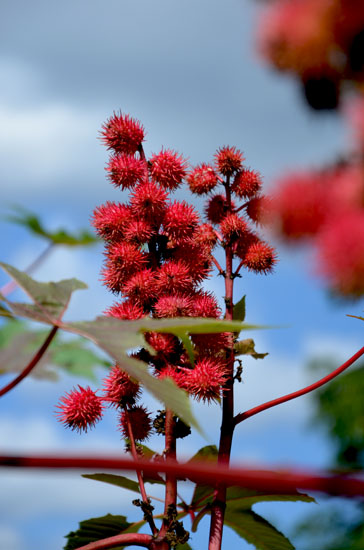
(0, 99), (104, 192)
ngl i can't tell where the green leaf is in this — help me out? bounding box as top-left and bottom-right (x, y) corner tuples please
(0, 320), (107, 381)
(49, 340), (109, 381)
(64, 514), (136, 550)
(234, 338), (269, 360)
(188, 445), (218, 463)
(189, 445), (218, 506)
(224, 508), (295, 550)
(1, 266), (268, 430)
(0, 262), (87, 323)
(5, 205), (98, 246)
(82, 473), (141, 494)
(233, 295), (246, 322)
(191, 482), (314, 515)
(64, 317), (199, 431)
(177, 542), (192, 550)
(225, 486), (315, 509)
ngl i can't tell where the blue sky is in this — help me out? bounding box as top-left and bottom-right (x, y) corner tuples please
(1, 0), (364, 549)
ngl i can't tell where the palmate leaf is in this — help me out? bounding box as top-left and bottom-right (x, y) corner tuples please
(5, 205), (98, 246)
(0, 263), (264, 429)
(82, 473), (141, 494)
(224, 508), (295, 550)
(0, 262), (87, 323)
(64, 513), (141, 550)
(0, 319), (108, 382)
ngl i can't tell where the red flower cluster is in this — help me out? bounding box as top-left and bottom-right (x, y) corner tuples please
(57, 112), (276, 436)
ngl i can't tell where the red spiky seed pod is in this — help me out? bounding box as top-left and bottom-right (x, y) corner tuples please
(130, 180), (168, 222)
(163, 201), (200, 243)
(56, 386), (103, 432)
(102, 243), (148, 292)
(104, 300), (145, 320)
(150, 148), (188, 190)
(105, 242), (147, 275)
(234, 231), (259, 260)
(122, 268), (157, 307)
(154, 294), (194, 318)
(194, 223), (218, 248)
(172, 242), (212, 284)
(192, 332), (231, 355)
(271, 173), (327, 239)
(220, 213), (249, 243)
(119, 406), (152, 441)
(107, 154), (146, 189)
(102, 365), (141, 407)
(101, 112), (145, 154)
(91, 202), (131, 242)
(187, 164), (219, 194)
(156, 365), (185, 387)
(243, 241), (277, 274)
(316, 210), (364, 297)
(205, 194), (233, 224)
(232, 168), (262, 198)
(191, 291), (221, 318)
(123, 218), (155, 245)
(214, 146), (244, 176)
(181, 357), (228, 402)
(245, 195), (271, 225)
(144, 332), (179, 355)
(155, 260), (194, 294)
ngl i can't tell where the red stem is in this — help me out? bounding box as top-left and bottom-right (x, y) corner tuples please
(234, 259), (244, 276)
(234, 345), (364, 426)
(158, 409), (177, 547)
(0, 326), (58, 398)
(74, 533), (152, 549)
(208, 176), (235, 550)
(211, 256), (224, 275)
(124, 408), (158, 536)
(2, 454), (364, 497)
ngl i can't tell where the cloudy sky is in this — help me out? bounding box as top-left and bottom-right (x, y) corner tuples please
(1, 1), (363, 549)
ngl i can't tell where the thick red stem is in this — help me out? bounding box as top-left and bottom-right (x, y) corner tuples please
(2, 454), (364, 497)
(208, 177), (235, 550)
(74, 532), (152, 549)
(157, 409), (177, 548)
(0, 326), (58, 398)
(234, 345), (364, 425)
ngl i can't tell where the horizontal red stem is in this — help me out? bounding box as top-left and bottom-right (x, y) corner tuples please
(1, 454), (364, 498)
(0, 326), (58, 398)
(234, 345), (364, 425)
(75, 533), (152, 549)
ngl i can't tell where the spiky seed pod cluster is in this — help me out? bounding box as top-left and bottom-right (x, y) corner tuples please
(57, 113), (277, 438)
(190, 145), (276, 276)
